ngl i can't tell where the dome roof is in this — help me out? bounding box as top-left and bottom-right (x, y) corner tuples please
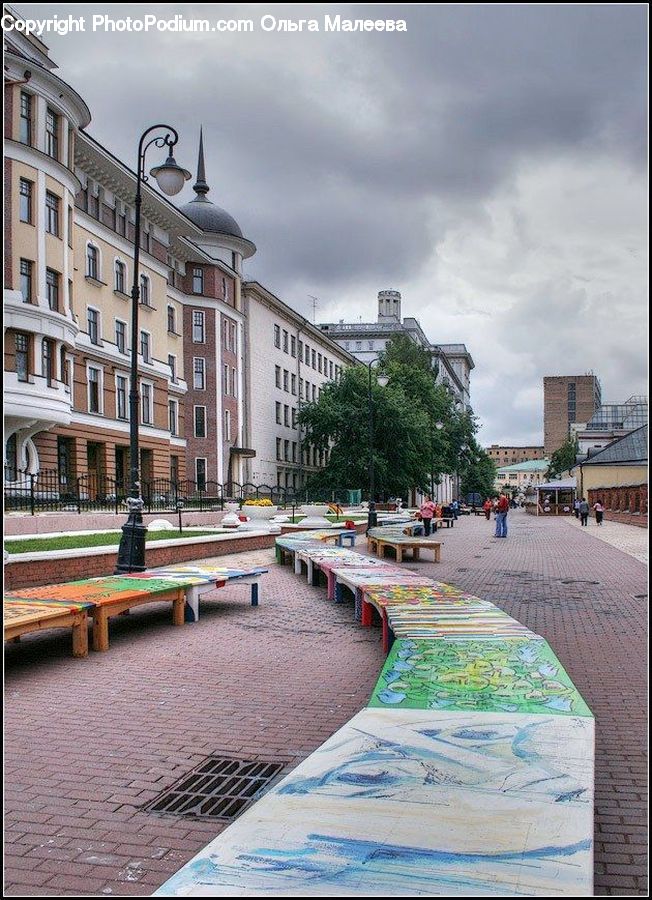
(179, 196), (244, 239)
(178, 127), (244, 240)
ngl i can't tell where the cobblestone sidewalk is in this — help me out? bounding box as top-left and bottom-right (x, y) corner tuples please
(563, 514), (648, 564)
(4, 513), (648, 896)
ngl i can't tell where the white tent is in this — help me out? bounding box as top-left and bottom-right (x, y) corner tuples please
(535, 478), (577, 516)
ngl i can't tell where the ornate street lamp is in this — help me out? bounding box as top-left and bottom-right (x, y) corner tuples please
(366, 358), (389, 533)
(115, 125), (191, 574)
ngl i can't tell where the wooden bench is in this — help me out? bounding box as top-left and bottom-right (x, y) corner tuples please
(4, 600), (89, 658)
(368, 535), (441, 563)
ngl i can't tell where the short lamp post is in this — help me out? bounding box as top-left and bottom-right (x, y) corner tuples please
(115, 125), (191, 574)
(366, 358), (389, 532)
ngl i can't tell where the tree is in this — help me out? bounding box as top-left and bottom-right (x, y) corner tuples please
(459, 438), (497, 500)
(297, 366), (431, 497)
(546, 438), (579, 480)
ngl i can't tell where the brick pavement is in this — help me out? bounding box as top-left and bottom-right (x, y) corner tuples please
(4, 512), (647, 896)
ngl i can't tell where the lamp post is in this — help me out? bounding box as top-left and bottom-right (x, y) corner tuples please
(115, 125), (191, 574)
(366, 358), (389, 532)
(430, 420), (444, 498)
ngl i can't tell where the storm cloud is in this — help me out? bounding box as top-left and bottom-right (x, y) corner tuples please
(20, 3), (648, 444)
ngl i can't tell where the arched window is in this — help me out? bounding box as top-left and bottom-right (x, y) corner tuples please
(114, 259), (126, 293)
(86, 243), (100, 280)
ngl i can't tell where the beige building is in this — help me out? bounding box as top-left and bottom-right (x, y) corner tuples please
(543, 374), (602, 455)
(495, 459), (549, 493)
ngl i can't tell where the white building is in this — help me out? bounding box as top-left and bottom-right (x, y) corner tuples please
(318, 290), (475, 410)
(495, 459), (550, 493)
(242, 282), (357, 491)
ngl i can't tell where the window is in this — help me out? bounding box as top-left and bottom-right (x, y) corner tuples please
(15, 333), (29, 382)
(116, 375), (128, 420)
(355, 341), (362, 351)
(291, 335), (296, 357)
(20, 259), (33, 302)
(192, 267), (204, 294)
(304, 344), (310, 363)
(292, 442), (297, 462)
(169, 399), (178, 436)
(167, 305), (176, 333)
(298, 340), (303, 358)
(45, 269), (59, 311)
(274, 324), (281, 348)
(192, 310), (205, 343)
(368, 341), (374, 350)
(284, 405), (290, 427)
(283, 330), (289, 353)
(88, 367), (101, 413)
(168, 354), (177, 383)
(45, 192), (60, 235)
(139, 274), (150, 306)
(223, 363), (229, 395)
(318, 353), (322, 373)
(312, 384), (316, 401)
(19, 179), (32, 223)
(170, 455), (179, 483)
(284, 440), (290, 461)
(329, 361), (334, 379)
(224, 409), (232, 441)
(276, 438), (282, 460)
(221, 276), (227, 299)
(275, 365), (281, 388)
(117, 211), (127, 236)
(230, 367), (237, 398)
(89, 192), (100, 219)
(194, 406), (206, 438)
(140, 331), (151, 363)
(41, 339), (54, 385)
(193, 357), (206, 390)
(67, 207), (73, 247)
(283, 370), (289, 392)
(113, 320), (126, 355)
(299, 378), (304, 399)
(87, 308), (100, 345)
(275, 402), (282, 424)
(20, 92), (33, 145)
(291, 374), (297, 395)
(311, 349), (316, 369)
(195, 458), (207, 491)
(86, 244), (99, 280)
(115, 260), (126, 293)
(292, 408), (297, 428)
(45, 108), (59, 159)
(141, 382), (153, 425)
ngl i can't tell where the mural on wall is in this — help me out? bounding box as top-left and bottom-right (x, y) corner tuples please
(370, 639), (593, 716)
(155, 708), (594, 897)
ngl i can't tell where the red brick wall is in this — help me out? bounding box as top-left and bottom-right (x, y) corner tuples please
(4, 158), (12, 289)
(183, 304), (218, 483)
(588, 484), (648, 527)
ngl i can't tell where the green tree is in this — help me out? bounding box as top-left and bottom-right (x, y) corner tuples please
(546, 438), (579, 479)
(459, 438), (497, 500)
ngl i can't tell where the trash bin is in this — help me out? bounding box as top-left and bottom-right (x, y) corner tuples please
(347, 489), (362, 506)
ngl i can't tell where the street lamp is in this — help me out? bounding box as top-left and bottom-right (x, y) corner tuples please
(430, 421), (444, 498)
(115, 125), (191, 574)
(366, 358), (389, 533)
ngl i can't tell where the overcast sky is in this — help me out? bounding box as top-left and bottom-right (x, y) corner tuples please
(20, 3), (648, 445)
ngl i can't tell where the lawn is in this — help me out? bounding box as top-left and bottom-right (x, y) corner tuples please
(4, 529), (222, 555)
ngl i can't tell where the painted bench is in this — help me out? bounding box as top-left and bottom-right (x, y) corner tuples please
(4, 599), (89, 658)
(368, 534), (442, 563)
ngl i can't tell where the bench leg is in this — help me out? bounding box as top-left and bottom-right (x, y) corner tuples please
(275, 547), (282, 565)
(72, 618), (89, 658)
(294, 554), (302, 575)
(413, 548), (420, 561)
(382, 611), (391, 654)
(185, 586), (200, 622)
(335, 582), (344, 604)
(354, 590), (362, 622)
(361, 599), (373, 627)
(173, 592), (185, 627)
(311, 563), (321, 587)
(327, 572), (335, 601)
(396, 547), (403, 563)
(251, 581), (259, 607)
(93, 610), (109, 652)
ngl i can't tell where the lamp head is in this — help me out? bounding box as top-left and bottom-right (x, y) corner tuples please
(150, 155), (192, 196)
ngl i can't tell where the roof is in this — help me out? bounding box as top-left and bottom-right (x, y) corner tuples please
(582, 425), (648, 467)
(496, 459), (550, 473)
(536, 478), (577, 490)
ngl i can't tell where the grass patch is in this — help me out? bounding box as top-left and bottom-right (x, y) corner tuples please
(5, 529), (221, 555)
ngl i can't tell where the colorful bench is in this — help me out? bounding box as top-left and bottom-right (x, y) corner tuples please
(4, 599), (89, 658)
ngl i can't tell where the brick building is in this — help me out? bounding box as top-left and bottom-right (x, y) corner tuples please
(486, 445), (545, 467)
(543, 374), (602, 455)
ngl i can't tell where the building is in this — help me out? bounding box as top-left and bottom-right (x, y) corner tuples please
(318, 290), (474, 410)
(495, 459), (550, 493)
(578, 425), (647, 527)
(486, 445), (546, 467)
(543, 374), (602, 456)
(242, 282), (356, 491)
(570, 396), (647, 455)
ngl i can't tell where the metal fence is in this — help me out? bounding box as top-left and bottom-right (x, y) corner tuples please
(4, 469), (362, 515)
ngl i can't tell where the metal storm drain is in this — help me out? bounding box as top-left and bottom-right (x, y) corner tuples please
(144, 756), (286, 820)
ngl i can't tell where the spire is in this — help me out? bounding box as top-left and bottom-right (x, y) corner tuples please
(192, 126), (210, 197)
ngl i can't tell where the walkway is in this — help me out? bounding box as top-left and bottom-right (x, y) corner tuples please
(4, 511), (647, 896)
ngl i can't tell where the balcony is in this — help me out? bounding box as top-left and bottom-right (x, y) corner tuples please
(4, 370), (72, 430)
(4, 290), (78, 345)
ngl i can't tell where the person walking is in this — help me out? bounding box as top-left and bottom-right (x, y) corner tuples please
(495, 492), (510, 538)
(593, 500), (604, 526)
(579, 497), (590, 526)
(483, 497), (493, 520)
(573, 498), (581, 519)
(419, 495), (437, 536)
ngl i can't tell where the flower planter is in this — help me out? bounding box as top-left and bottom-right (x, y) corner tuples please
(242, 505), (278, 521)
(298, 504), (332, 528)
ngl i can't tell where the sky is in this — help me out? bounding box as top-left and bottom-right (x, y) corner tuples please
(17, 3), (648, 446)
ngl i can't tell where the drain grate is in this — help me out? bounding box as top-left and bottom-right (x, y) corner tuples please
(143, 756), (286, 820)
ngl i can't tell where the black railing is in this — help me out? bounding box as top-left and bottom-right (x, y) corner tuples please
(4, 469), (361, 515)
